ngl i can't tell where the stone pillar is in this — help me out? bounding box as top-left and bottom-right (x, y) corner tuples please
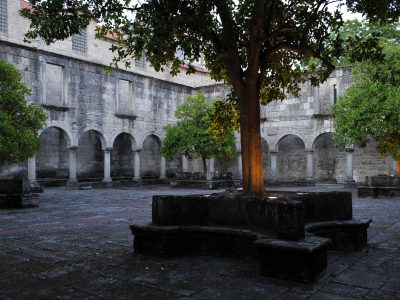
(209, 158), (215, 173)
(387, 158), (396, 176)
(305, 150), (314, 181)
(237, 152), (242, 179)
(345, 148), (356, 186)
(27, 156), (36, 183)
(182, 155), (189, 172)
(270, 151), (277, 179)
(67, 147), (78, 187)
(159, 157), (166, 179)
(133, 149), (141, 181)
(103, 148), (112, 183)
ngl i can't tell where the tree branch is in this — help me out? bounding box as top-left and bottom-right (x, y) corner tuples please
(214, 0), (245, 98)
(247, 0), (265, 83)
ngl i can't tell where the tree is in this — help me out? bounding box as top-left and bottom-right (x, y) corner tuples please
(22, 0), (400, 194)
(161, 93), (237, 173)
(332, 40), (400, 174)
(0, 59), (46, 167)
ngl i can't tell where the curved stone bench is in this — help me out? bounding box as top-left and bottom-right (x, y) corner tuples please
(130, 224), (331, 282)
(130, 190), (370, 282)
(305, 219), (372, 250)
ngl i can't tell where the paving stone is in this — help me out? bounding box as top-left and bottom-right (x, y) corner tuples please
(332, 268), (388, 289)
(382, 277), (400, 294)
(0, 185), (399, 299)
(309, 291), (360, 300)
(319, 282), (369, 298)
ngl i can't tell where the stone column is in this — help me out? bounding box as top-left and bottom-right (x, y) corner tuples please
(133, 149), (141, 181)
(209, 158), (215, 173)
(159, 156), (166, 179)
(182, 155), (189, 172)
(305, 150), (314, 181)
(345, 148), (356, 186)
(27, 156), (36, 183)
(270, 151), (277, 179)
(237, 152), (243, 179)
(103, 148), (112, 183)
(67, 146), (78, 187)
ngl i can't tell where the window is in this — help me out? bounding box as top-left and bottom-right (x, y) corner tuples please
(135, 55), (146, 69)
(45, 63), (64, 106)
(72, 30), (87, 53)
(0, 0), (7, 33)
(117, 79), (135, 115)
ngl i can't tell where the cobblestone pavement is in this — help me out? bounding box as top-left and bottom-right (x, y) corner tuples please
(0, 184), (399, 299)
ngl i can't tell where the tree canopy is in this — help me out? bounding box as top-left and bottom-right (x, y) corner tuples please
(161, 93), (237, 172)
(22, 0), (400, 194)
(0, 59), (46, 167)
(332, 37), (400, 169)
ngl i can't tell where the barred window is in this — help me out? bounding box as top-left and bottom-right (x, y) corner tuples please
(0, 0), (7, 33)
(135, 55), (146, 69)
(72, 30), (87, 53)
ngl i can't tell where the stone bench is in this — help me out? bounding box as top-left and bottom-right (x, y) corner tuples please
(305, 219), (372, 250)
(0, 180), (39, 209)
(130, 224), (331, 283)
(131, 191), (369, 282)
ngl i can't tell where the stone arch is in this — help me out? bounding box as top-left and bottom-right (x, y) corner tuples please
(312, 132), (342, 183)
(276, 134), (306, 181)
(271, 131), (308, 152)
(111, 132), (136, 178)
(140, 134), (162, 178)
(75, 127), (108, 149)
(110, 132), (137, 150)
(138, 131), (163, 150)
(41, 122), (73, 147)
(36, 126), (71, 180)
(77, 130), (106, 180)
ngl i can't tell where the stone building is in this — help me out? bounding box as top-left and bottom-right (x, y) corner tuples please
(0, 0), (396, 186)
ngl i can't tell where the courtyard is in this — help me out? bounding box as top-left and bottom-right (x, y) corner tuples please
(0, 185), (399, 299)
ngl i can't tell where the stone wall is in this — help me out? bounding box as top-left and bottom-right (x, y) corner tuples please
(276, 135), (306, 181)
(140, 135), (161, 178)
(77, 131), (103, 179)
(36, 128), (69, 179)
(111, 133), (134, 178)
(0, 0), (394, 184)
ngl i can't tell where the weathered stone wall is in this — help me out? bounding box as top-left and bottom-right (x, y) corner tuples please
(36, 128), (69, 179)
(111, 133), (134, 178)
(313, 133), (341, 182)
(276, 135), (306, 181)
(0, 0), (393, 184)
(140, 135), (161, 178)
(353, 140), (391, 182)
(77, 131), (103, 179)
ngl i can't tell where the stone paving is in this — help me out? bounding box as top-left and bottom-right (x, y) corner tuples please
(0, 184), (399, 299)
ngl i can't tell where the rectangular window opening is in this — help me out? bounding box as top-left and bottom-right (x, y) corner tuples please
(72, 30), (87, 53)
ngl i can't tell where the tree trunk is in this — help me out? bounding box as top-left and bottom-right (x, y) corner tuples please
(202, 157), (207, 173)
(396, 151), (400, 175)
(239, 84), (265, 195)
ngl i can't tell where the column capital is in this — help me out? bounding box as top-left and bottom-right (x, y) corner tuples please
(345, 148), (354, 153)
(134, 148), (142, 153)
(269, 150), (278, 155)
(305, 149), (314, 154)
(68, 146), (78, 151)
(103, 147), (113, 152)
